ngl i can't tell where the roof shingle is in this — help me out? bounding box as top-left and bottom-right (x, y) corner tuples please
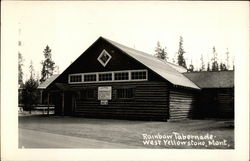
(37, 74), (60, 89)
(103, 37), (200, 89)
(183, 71), (234, 88)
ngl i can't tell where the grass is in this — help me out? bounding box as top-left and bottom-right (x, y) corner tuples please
(19, 115), (234, 149)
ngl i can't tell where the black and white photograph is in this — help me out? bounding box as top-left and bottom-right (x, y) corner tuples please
(1, 1), (249, 161)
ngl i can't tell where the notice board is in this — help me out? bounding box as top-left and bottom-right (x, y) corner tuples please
(98, 86), (112, 100)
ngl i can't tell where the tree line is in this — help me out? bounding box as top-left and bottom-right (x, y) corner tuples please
(154, 36), (234, 72)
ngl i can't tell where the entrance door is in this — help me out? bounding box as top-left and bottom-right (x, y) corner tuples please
(64, 92), (74, 116)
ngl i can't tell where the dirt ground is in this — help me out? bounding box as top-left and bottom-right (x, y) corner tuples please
(19, 115), (234, 149)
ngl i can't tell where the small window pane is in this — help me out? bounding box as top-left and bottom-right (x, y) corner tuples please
(80, 89), (95, 99)
(117, 88), (134, 99)
(114, 72), (129, 80)
(99, 73), (112, 81)
(131, 71), (147, 80)
(70, 75), (82, 82)
(84, 74), (96, 82)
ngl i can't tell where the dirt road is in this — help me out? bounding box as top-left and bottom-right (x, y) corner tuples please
(19, 128), (142, 148)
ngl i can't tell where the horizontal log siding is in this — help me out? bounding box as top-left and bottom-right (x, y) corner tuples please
(197, 88), (234, 119)
(72, 81), (169, 121)
(217, 88), (234, 118)
(169, 89), (196, 120)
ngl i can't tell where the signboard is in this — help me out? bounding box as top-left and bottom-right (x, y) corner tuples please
(100, 100), (108, 105)
(98, 86), (112, 100)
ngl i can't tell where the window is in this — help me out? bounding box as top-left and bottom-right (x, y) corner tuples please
(68, 70), (148, 84)
(80, 89), (95, 99)
(97, 50), (112, 67)
(70, 75), (82, 83)
(131, 71), (147, 80)
(84, 74), (96, 82)
(114, 72), (129, 81)
(99, 73), (112, 81)
(117, 88), (134, 99)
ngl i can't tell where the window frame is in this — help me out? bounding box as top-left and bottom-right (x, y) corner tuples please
(84, 73), (97, 82)
(131, 70), (148, 80)
(97, 49), (112, 67)
(68, 69), (148, 84)
(116, 88), (135, 100)
(98, 72), (113, 82)
(114, 71), (129, 81)
(68, 74), (83, 84)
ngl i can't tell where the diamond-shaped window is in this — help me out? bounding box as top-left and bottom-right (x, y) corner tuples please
(97, 49), (112, 67)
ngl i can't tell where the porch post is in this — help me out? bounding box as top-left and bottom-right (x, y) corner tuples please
(47, 92), (50, 115)
(40, 90), (43, 104)
(62, 92), (65, 116)
(71, 93), (75, 116)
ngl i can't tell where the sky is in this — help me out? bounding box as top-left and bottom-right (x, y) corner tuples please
(4, 1), (249, 81)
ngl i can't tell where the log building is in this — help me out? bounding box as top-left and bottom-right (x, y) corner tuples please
(41, 37), (234, 121)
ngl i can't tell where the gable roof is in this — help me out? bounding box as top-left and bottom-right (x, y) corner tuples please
(45, 37), (200, 90)
(183, 71), (234, 88)
(102, 37), (199, 89)
(37, 74), (60, 89)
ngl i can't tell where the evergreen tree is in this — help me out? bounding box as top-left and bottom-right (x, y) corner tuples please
(18, 52), (24, 87)
(188, 64), (194, 72)
(232, 56), (235, 70)
(29, 60), (35, 79)
(188, 59), (194, 72)
(154, 41), (168, 60)
(211, 46), (219, 71)
(219, 62), (227, 71)
(22, 61), (39, 114)
(40, 45), (55, 83)
(207, 62), (211, 71)
(172, 52), (178, 64)
(199, 54), (205, 71)
(177, 36), (187, 68)
(225, 48), (230, 69)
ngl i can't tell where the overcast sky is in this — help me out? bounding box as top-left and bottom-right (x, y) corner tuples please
(4, 1), (249, 81)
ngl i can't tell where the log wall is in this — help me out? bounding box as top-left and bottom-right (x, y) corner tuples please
(72, 81), (169, 121)
(195, 88), (234, 119)
(217, 88), (234, 118)
(169, 89), (196, 120)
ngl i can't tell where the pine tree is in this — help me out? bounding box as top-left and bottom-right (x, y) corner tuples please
(154, 41), (168, 60)
(187, 59), (194, 72)
(199, 54), (205, 71)
(188, 64), (194, 72)
(232, 56), (235, 70)
(177, 36), (187, 68)
(18, 52), (24, 87)
(29, 60), (35, 79)
(211, 46), (219, 71)
(225, 48), (230, 69)
(40, 45), (55, 83)
(219, 62), (227, 71)
(207, 62), (211, 71)
(23, 61), (39, 113)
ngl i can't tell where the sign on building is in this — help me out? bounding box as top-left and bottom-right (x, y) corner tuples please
(98, 86), (112, 100)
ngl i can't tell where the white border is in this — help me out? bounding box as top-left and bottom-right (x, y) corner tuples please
(1, 1), (249, 161)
